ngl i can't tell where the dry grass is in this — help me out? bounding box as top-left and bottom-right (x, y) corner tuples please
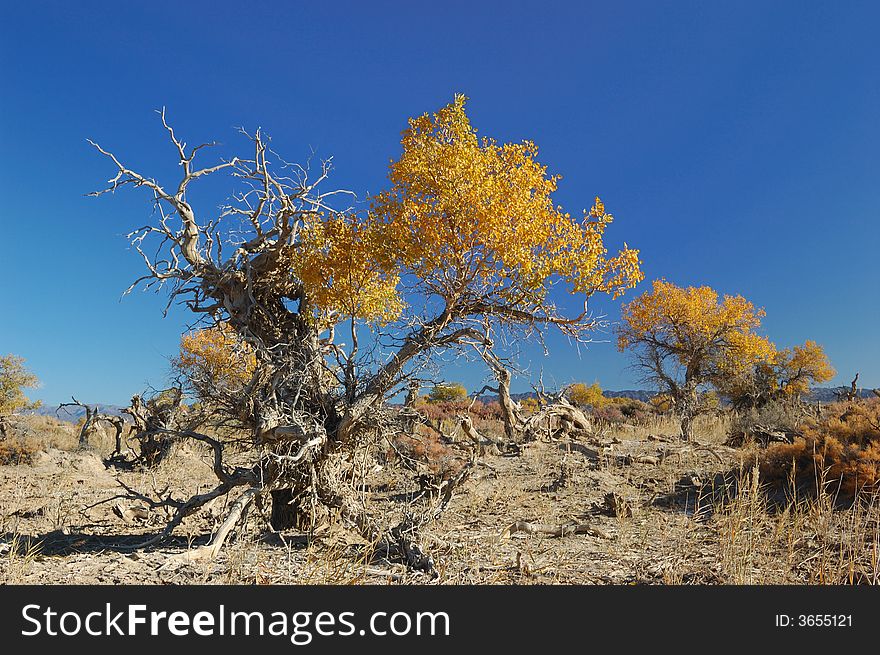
(759, 399), (880, 498)
(710, 463), (880, 584)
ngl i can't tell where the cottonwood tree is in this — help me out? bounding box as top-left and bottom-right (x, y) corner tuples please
(567, 382), (608, 408)
(721, 340), (835, 409)
(0, 354), (41, 438)
(617, 280), (774, 439)
(426, 383), (468, 403)
(89, 96), (642, 565)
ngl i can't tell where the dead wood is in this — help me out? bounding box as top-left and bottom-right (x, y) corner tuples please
(59, 397), (128, 452)
(172, 487), (259, 562)
(500, 520), (611, 540)
(458, 414), (505, 454)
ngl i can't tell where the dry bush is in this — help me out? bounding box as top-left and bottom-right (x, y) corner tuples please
(592, 397), (654, 425)
(387, 432), (466, 479)
(591, 404), (627, 424)
(709, 464), (880, 584)
(0, 438), (40, 465)
(417, 399), (502, 423)
(0, 415), (82, 463)
(729, 400), (801, 443)
(760, 399), (880, 498)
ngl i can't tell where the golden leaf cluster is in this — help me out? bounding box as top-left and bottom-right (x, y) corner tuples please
(567, 382), (609, 408)
(370, 95), (643, 306)
(291, 213), (404, 324)
(773, 339), (836, 397)
(177, 324), (257, 392)
(0, 354), (41, 415)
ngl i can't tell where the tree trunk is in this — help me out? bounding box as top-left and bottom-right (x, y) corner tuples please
(678, 383), (698, 441)
(680, 412), (693, 441)
(494, 367), (521, 442)
(270, 488), (299, 531)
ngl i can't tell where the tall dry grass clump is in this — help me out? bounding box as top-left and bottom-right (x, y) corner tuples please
(760, 399), (880, 498)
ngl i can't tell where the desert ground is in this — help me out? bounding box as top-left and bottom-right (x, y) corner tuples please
(2, 410), (877, 585)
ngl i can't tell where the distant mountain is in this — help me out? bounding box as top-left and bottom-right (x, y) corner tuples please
(806, 387), (876, 403)
(25, 403), (128, 422)
(478, 387), (876, 404)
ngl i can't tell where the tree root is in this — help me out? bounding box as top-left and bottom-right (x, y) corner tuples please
(171, 487), (259, 562)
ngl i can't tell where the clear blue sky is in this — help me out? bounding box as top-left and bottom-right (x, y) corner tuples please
(1, 1), (878, 405)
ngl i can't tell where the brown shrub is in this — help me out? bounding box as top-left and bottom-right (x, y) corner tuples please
(760, 399), (880, 497)
(591, 397), (653, 424)
(0, 437), (40, 465)
(387, 431), (465, 479)
(417, 399), (503, 423)
(591, 405), (627, 424)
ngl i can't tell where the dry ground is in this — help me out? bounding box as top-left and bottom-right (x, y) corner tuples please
(1, 414), (878, 585)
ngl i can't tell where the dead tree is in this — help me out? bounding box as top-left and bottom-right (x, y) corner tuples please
(835, 372), (861, 402)
(121, 389), (190, 466)
(87, 106), (639, 567)
(59, 397), (127, 452)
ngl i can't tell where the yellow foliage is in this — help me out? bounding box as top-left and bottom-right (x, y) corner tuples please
(775, 340), (835, 397)
(427, 383), (468, 403)
(618, 280), (776, 383)
(371, 95), (643, 308)
(177, 324), (257, 392)
(650, 394), (675, 413)
(567, 382), (608, 408)
(292, 213), (404, 324)
(0, 354), (41, 416)
(722, 340), (835, 407)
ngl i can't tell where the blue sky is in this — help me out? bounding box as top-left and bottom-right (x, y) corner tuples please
(1, 1), (878, 405)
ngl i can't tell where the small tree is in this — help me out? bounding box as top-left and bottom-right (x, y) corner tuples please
(617, 280), (775, 439)
(567, 382), (608, 408)
(721, 340), (835, 409)
(0, 354), (41, 436)
(427, 383), (468, 403)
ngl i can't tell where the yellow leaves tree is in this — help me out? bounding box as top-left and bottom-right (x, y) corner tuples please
(722, 339), (835, 408)
(567, 382), (608, 408)
(0, 354), (41, 417)
(370, 95), (643, 331)
(427, 383), (468, 403)
(617, 280), (775, 438)
(90, 97), (645, 546)
(774, 340), (835, 398)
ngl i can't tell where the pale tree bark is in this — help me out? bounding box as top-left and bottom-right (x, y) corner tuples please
(88, 113), (617, 567)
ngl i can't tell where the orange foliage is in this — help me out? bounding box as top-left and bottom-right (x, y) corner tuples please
(760, 399), (880, 497)
(388, 431), (465, 479)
